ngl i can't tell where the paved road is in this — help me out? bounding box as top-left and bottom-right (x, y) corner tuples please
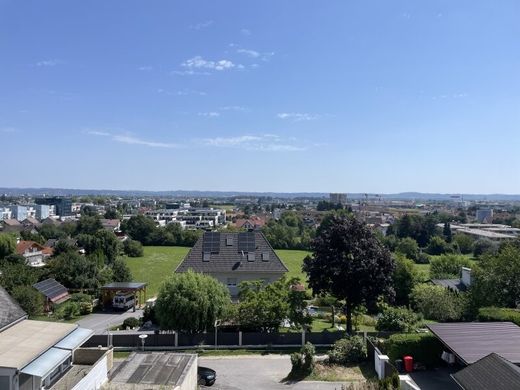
(77, 309), (143, 334)
(199, 356), (347, 390)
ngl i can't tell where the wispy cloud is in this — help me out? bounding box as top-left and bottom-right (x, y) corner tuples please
(86, 130), (180, 148)
(219, 106), (248, 112)
(277, 112), (320, 122)
(236, 49), (275, 61)
(181, 56), (241, 71)
(36, 59), (63, 67)
(1, 127), (17, 133)
(198, 112), (220, 118)
(138, 65), (153, 71)
(190, 20), (214, 30)
(240, 28), (252, 36)
(158, 88), (207, 96)
(202, 134), (307, 152)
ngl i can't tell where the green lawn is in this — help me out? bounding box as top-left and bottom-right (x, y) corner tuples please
(125, 246), (190, 297)
(275, 249), (310, 282)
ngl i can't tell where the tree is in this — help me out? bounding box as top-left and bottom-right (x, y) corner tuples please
(453, 233), (474, 255)
(429, 254), (472, 279)
(443, 223), (453, 243)
(0, 263), (39, 293)
(123, 239), (144, 257)
(75, 215), (102, 235)
(392, 254), (418, 306)
(426, 236), (452, 256)
(470, 244), (520, 308)
(104, 208), (119, 219)
(11, 285), (43, 316)
(287, 279), (312, 330)
(50, 251), (99, 290)
(410, 284), (466, 321)
(112, 258), (132, 282)
(236, 279), (290, 332)
(396, 237), (419, 261)
(0, 233), (16, 259)
(77, 230), (120, 265)
(121, 215), (157, 245)
(473, 239), (498, 258)
(37, 224), (67, 240)
(155, 271), (231, 333)
(303, 215), (395, 334)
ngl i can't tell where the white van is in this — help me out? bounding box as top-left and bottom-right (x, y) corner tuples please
(112, 291), (137, 310)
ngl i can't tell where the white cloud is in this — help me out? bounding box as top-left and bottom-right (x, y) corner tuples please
(36, 59), (62, 67)
(190, 20), (214, 30)
(158, 88), (207, 96)
(138, 66), (153, 71)
(112, 135), (180, 148)
(202, 134), (307, 152)
(219, 106), (248, 112)
(1, 127), (17, 133)
(198, 112), (220, 117)
(241, 29), (251, 36)
(86, 130), (180, 148)
(171, 69), (211, 76)
(181, 56), (237, 71)
(277, 112), (320, 122)
(236, 48), (274, 62)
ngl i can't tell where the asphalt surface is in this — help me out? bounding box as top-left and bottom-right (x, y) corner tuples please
(77, 309), (143, 334)
(198, 356), (347, 390)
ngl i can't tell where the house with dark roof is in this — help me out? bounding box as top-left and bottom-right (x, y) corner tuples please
(431, 267), (472, 293)
(1, 218), (22, 232)
(176, 231), (288, 296)
(0, 287), (27, 332)
(452, 353), (520, 390)
(33, 279), (70, 312)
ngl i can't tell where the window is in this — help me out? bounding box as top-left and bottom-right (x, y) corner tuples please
(227, 278), (237, 287)
(261, 252), (269, 261)
(203, 252), (210, 262)
(226, 237), (233, 246)
(247, 253), (255, 261)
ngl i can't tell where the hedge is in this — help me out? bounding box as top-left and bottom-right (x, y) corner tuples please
(478, 307), (520, 326)
(387, 333), (443, 368)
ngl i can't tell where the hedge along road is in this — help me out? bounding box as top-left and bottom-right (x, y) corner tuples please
(198, 356), (346, 390)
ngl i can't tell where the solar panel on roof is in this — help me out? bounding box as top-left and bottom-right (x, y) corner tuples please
(33, 278), (68, 300)
(238, 232), (255, 252)
(202, 232), (221, 253)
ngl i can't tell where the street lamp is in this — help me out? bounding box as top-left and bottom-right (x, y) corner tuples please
(214, 319), (221, 350)
(139, 334), (148, 351)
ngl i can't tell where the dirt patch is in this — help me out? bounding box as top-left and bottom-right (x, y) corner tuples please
(307, 361), (375, 382)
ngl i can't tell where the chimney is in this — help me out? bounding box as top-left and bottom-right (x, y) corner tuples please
(461, 267), (472, 287)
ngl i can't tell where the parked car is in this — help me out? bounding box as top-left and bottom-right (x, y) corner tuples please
(198, 366), (216, 386)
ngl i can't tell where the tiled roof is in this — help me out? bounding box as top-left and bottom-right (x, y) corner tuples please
(16, 240), (45, 255)
(176, 231), (288, 274)
(0, 287), (27, 330)
(3, 219), (21, 226)
(452, 353), (520, 390)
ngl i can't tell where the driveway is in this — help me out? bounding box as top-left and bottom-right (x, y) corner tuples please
(77, 309), (143, 334)
(198, 356), (347, 390)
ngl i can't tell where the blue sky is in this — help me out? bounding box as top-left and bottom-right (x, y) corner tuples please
(1, 0), (519, 193)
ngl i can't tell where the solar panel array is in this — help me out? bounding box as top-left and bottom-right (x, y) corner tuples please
(202, 232), (221, 253)
(33, 278), (68, 300)
(238, 232), (256, 252)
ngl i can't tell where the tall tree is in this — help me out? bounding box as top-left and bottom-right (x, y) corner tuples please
(303, 215), (394, 334)
(0, 233), (16, 259)
(155, 270), (231, 333)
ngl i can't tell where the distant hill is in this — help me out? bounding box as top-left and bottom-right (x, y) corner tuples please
(1, 187), (520, 201)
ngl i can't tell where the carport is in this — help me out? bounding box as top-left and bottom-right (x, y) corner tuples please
(427, 322), (520, 365)
(100, 282), (147, 311)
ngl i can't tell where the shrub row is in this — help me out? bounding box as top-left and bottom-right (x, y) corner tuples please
(478, 307), (520, 326)
(386, 333), (443, 368)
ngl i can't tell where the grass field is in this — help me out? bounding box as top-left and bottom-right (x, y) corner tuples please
(275, 249), (310, 282)
(125, 247), (310, 298)
(125, 246), (190, 297)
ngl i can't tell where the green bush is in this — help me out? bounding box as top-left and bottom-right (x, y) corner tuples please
(122, 317), (140, 329)
(478, 307), (520, 326)
(63, 302), (80, 320)
(290, 352), (303, 373)
(430, 254), (472, 279)
(123, 239), (144, 257)
(410, 284), (466, 321)
(328, 336), (367, 365)
(416, 252), (430, 264)
(376, 306), (420, 332)
(290, 342), (315, 376)
(387, 333), (443, 368)
(70, 293), (91, 303)
(11, 285), (43, 316)
(79, 301), (93, 315)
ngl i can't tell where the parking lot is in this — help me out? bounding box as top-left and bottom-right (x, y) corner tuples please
(199, 356), (347, 390)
